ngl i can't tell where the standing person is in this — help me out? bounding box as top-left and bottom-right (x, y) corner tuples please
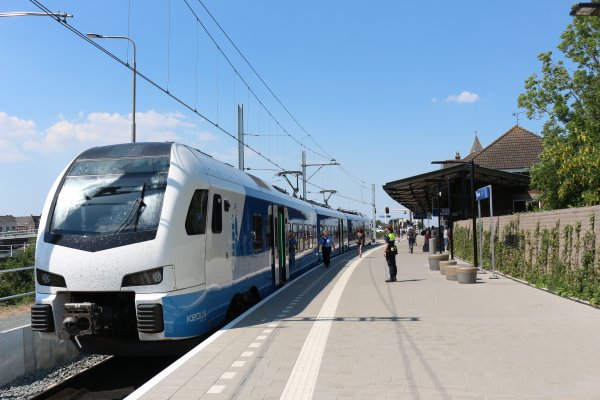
(384, 225), (397, 282)
(356, 228), (365, 258)
(407, 225), (415, 254)
(319, 230), (336, 268)
(288, 230), (297, 269)
(443, 226), (449, 252)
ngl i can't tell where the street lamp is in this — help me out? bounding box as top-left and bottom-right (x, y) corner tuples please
(86, 33), (137, 143)
(570, 2), (600, 16)
(0, 12), (72, 21)
(431, 159), (478, 270)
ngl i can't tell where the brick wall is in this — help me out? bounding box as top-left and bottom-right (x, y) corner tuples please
(453, 205), (600, 268)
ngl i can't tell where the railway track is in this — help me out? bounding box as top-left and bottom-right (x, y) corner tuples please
(29, 355), (178, 400)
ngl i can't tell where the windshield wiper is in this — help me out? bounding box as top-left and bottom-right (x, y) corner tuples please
(92, 186), (122, 198)
(113, 183), (147, 234)
(132, 182), (147, 232)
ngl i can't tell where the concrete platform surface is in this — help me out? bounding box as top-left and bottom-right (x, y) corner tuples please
(125, 241), (600, 400)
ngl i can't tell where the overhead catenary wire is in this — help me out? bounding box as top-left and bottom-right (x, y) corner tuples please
(194, 0), (332, 160)
(29, 0), (370, 209)
(27, 0), (286, 173)
(192, 0), (369, 191)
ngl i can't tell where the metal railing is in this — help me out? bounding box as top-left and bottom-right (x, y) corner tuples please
(0, 229), (37, 239)
(0, 243), (28, 258)
(0, 266), (35, 302)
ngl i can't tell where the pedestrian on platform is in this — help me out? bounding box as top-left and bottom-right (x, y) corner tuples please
(443, 226), (449, 252)
(407, 225), (416, 253)
(384, 225), (397, 282)
(319, 229), (335, 268)
(356, 228), (365, 257)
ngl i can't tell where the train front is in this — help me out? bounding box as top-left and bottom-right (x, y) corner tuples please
(31, 142), (205, 355)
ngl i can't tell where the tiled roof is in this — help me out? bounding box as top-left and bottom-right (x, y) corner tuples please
(463, 125), (542, 171)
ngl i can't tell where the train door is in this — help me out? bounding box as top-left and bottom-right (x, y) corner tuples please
(206, 191), (232, 280)
(269, 205), (288, 286)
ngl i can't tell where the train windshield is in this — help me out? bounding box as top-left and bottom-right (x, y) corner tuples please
(50, 156), (169, 236)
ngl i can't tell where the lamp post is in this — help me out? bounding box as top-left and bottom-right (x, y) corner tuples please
(0, 12), (72, 20)
(570, 2), (600, 16)
(446, 178), (455, 259)
(431, 159), (478, 270)
(86, 33), (137, 143)
(424, 178), (445, 253)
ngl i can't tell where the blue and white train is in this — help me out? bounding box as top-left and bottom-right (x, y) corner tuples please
(31, 142), (371, 355)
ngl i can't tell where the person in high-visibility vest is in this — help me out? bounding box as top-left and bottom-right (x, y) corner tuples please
(384, 225), (397, 282)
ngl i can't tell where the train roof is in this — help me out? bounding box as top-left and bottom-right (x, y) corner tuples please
(73, 142), (371, 222)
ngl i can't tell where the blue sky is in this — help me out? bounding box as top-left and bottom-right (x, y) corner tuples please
(1, 1), (573, 219)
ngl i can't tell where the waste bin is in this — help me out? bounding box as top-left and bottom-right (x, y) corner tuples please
(429, 238), (437, 254)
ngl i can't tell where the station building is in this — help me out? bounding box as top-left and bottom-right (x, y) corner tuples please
(383, 125), (543, 222)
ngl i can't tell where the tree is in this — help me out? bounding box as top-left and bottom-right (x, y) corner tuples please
(518, 12), (600, 209)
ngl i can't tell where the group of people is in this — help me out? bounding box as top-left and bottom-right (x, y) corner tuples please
(384, 224), (452, 282)
(315, 228), (368, 267)
(288, 228), (337, 268)
(289, 224), (450, 283)
(288, 228), (367, 269)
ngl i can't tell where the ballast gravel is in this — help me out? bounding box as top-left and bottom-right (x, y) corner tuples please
(0, 354), (110, 400)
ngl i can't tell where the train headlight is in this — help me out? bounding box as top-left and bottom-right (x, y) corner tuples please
(122, 267), (164, 287)
(36, 269), (67, 288)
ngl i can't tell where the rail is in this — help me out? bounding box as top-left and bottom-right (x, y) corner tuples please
(0, 266), (35, 302)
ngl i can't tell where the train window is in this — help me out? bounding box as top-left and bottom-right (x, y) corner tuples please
(302, 224), (308, 251)
(252, 214), (263, 250)
(289, 223), (296, 256)
(185, 189), (209, 235)
(266, 215), (272, 249)
(297, 224), (304, 252)
(211, 194), (222, 233)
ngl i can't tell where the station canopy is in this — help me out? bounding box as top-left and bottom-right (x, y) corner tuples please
(384, 126), (542, 219)
(383, 164), (530, 217)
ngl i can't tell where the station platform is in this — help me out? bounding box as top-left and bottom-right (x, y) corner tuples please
(123, 240), (600, 399)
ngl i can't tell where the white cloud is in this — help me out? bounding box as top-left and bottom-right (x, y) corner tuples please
(0, 113), (38, 161)
(1, 110), (220, 162)
(0, 112), (37, 138)
(445, 91), (480, 103)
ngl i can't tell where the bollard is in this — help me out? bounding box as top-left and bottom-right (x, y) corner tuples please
(457, 266), (478, 284)
(445, 265), (458, 281)
(428, 253), (449, 271)
(429, 238), (437, 254)
(439, 260), (457, 275)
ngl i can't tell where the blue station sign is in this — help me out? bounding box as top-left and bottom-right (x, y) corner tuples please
(476, 186), (491, 201)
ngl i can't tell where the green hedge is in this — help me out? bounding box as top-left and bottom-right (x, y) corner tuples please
(453, 215), (600, 306)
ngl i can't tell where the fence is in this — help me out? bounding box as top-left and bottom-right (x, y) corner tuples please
(0, 229), (37, 239)
(0, 243), (28, 258)
(0, 266), (35, 303)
